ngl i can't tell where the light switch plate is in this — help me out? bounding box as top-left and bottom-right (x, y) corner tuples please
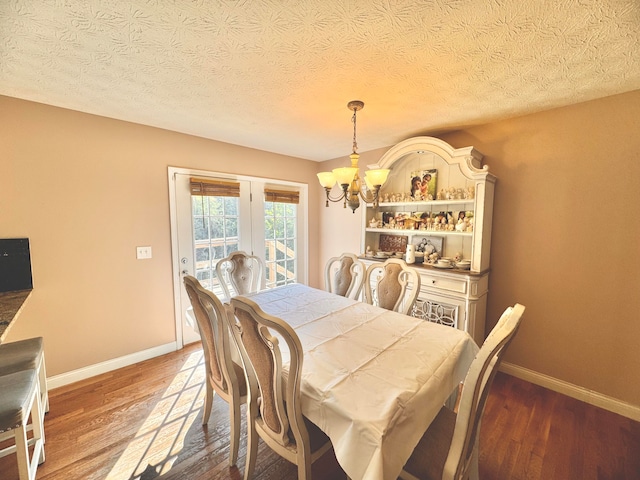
(136, 246), (152, 259)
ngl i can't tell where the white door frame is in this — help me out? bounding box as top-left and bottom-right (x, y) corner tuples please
(168, 166), (309, 348)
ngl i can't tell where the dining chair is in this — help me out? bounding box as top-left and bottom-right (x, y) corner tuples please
(183, 275), (247, 466)
(399, 303), (526, 480)
(0, 368), (45, 480)
(215, 251), (265, 300)
(229, 295), (333, 480)
(324, 253), (365, 299)
(364, 258), (421, 315)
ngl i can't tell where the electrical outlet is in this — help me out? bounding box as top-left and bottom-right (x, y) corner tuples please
(136, 246), (152, 259)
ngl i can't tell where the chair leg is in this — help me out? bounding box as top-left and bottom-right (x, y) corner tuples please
(228, 399), (241, 466)
(15, 424), (30, 480)
(297, 460), (312, 480)
(12, 382), (45, 480)
(468, 445), (479, 480)
(38, 354), (49, 413)
(201, 382), (214, 425)
(244, 414), (258, 480)
(398, 470), (420, 480)
(32, 383), (45, 465)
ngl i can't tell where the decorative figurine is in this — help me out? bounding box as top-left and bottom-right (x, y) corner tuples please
(467, 186), (475, 199)
(423, 239), (436, 255)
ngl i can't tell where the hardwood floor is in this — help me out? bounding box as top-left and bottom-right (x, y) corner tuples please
(480, 373), (640, 480)
(1, 343), (638, 479)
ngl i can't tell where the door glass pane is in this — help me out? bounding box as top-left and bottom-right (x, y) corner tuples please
(208, 196), (223, 215)
(275, 217), (284, 237)
(264, 200), (297, 288)
(224, 197), (238, 215)
(192, 194), (240, 297)
(226, 217), (238, 237)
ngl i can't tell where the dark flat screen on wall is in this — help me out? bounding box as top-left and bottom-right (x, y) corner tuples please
(0, 238), (33, 292)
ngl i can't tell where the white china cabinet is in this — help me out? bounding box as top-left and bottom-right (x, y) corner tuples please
(360, 137), (496, 344)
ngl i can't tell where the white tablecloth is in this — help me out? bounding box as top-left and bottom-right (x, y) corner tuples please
(243, 284), (479, 480)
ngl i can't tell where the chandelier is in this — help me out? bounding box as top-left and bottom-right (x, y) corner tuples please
(317, 100), (390, 213)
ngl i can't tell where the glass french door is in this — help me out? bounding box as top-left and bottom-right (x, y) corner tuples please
(171, 173), (251, 345)
(169, 168), (306, 347)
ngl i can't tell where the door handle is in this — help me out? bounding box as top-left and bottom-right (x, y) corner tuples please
(181, 257), (189, 276)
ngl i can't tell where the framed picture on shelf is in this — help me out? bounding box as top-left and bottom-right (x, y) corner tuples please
(413, 236), (444, 256)
(409, 168), (437, 200)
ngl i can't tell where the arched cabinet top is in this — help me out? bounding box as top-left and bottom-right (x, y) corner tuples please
(372, 136), (495, 182)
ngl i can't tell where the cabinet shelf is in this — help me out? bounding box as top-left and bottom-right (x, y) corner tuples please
(369, 199), (474, 208)
(365, 227), (472, 237)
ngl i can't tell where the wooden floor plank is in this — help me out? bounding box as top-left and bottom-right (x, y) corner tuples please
(0, 344), (638, 479)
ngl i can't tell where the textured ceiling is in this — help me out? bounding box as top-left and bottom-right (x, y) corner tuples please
(2, 0), (639, 161)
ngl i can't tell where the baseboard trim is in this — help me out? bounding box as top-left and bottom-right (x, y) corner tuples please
(47, 342), (178, 389)
(499, 362), (640, 422)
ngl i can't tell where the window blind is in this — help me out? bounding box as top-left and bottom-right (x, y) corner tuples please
(189, 178), (240, 197)
(264, 188), (300, 204)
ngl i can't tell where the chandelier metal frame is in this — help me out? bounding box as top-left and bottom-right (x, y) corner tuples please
(317, 101), (390, 213)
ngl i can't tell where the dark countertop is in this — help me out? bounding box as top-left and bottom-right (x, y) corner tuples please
(0, 289), (32, 342)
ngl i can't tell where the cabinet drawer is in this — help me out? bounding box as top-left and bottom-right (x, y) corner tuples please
(419, 272), (468, 294)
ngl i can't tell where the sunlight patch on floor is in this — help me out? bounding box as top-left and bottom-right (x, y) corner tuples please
(106, 350), (206, 480)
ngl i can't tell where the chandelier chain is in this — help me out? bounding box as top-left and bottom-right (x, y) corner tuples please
(352, 108), (358, 154)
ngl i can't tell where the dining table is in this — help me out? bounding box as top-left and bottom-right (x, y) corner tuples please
(241, 283), (480, 480)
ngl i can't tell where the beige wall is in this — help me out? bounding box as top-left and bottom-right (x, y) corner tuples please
(1, 95), (322, 376)
(4, 90), (639, 407)
(318, 90), (640, 406)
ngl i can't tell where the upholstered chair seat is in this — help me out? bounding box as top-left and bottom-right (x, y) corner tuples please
(0, 337), (49, 415)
